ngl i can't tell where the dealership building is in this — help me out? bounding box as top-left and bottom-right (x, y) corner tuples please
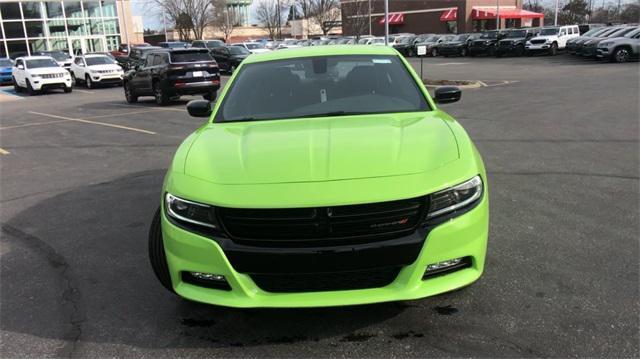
(0, 0), (143, 59)
(342, 0), (544, 36)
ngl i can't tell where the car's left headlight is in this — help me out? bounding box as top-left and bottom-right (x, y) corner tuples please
(426, 176), (483, 219)
(165, 193), (220, 230)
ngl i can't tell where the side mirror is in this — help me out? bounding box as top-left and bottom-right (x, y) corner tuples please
(187, 100), (212, 118)
(434, 86), (461, 104)
(17, 64), (24, 70)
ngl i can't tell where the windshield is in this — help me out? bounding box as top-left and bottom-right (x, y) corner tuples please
(0, 59), (12, 67)
(229, 46), (250, 55)
(582, 28), (602, 36)
(625, 29), (640, 38)
(167, 42), (188, 48)
(453, 34), (469, 41)
(539, 28), (559, 36)
(371, 38), (385, 44)
(507, 30), (527, 38)
(170, 51), (212, 62)
(358, 38), (369, 44)
(42, 52), (70, 61)
(480, 31), (498, 39)
(215, 55), (429, 122)
(85, 56), (114, 66)
(397, 36), (414, 44)
(423, 36), (439, 42)
(206, 40), (224, 48)
(27, 59), (59, 68)
(607, 27), (636, 37)
(245, 43), (263, 49)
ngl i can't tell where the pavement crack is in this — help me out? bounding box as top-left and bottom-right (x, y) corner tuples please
(1, 224), (84, 358)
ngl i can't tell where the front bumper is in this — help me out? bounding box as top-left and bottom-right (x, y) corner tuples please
(596, 47), (610, 58)
(90, 73), (124, 83)
(31, 76), (72, 90)
(160, 190), (489, 308)
(525, 43), (551, 51)
(580, 46), (598, 57)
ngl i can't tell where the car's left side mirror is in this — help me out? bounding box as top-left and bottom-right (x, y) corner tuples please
(434, 86), (461, 104)
(187, 100), (212, 118)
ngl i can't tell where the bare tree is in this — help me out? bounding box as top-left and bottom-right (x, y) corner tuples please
(342, 0), (369, 40)
(151, 0), (214, 40)
(308, 0), (341, 36)
(212, 0), (237, 41)
(255, 0), (286, 39)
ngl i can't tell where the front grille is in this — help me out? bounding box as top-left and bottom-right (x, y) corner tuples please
(97, 69), (117, 74)
(250, 266), (402, 293)
(41, 73), (64, 79)
(499, 41), (512, 47)
(530, 39), (546, 44)
(217, 196), (427, 247)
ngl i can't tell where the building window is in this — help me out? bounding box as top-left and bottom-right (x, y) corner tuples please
(25, 21), (46, 38)
(28, 38), (48, 52)
(0, 2), (22, 20)
(45, 1), (65, 19)
(64, 1), (83, 18)
(49, 38), (69, 51)
(87, 18), (103, 35)
(66, 19), (86, 36)
(47, 20), (67, 37)
(103, 19), (119, 34)
(100, 0), (117, 17)
(0, 42), (7, 58)
(3, 22), (26, 38)
(83, 1), (102, 17)
(22, 2), (43, 19)
(105, 34), (120, 51)
(6, 40), (28, 58)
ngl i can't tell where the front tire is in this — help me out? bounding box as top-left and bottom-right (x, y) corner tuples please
(64, 85), (72, 93)
(85, 75), (93, 89)
(26, 80), (37, 96)
(149, 209), (175, 293)
(612, 47), (630, 63)
(460, 48), (467, 57)
(124, 81), (138, 103)
(430, 48), (438, 57)
(12, 77), (22, 93)
(516, 45), (525, 57)
(550, 42), (558, 56)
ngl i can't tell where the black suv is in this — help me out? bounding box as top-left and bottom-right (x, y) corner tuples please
(123, 48), (220, 105)
(437, 33), (481, 57)
(210, 45), (250, 74)
(495, 28), (538, 57)
(468, 30), (508, 56)
(118, 46), (162, 70)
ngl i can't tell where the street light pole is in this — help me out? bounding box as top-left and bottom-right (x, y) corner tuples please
(496, 0), (500, 30)
(383, 0), (389, 45)
(554, 0), (559, 26)
(368, 0), (372, 36)
(119, 0), (130, 52)
(162, 9), (168, 41)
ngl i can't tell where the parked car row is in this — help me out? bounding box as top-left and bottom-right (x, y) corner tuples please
(567, 25), (640, 62)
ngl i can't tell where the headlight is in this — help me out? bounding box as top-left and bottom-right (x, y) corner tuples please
(526, 41), (532, 45)
(165, 193), (220, 229)
(426, 176), (483, 219)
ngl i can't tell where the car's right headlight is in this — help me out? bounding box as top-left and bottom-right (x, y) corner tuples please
(426, 176), (483, 219)
(165, 193), (220, 230)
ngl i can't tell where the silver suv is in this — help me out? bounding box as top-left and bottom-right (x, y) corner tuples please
(597, 27), (640, 63)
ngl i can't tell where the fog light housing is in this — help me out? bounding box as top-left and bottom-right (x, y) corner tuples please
(423, 257), (472, 279)
(182, 271), (231, 291)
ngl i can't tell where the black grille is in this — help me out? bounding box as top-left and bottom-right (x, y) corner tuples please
(530, 39), (546, 44)
(250, 267), (402, 293)
(217, 197), (427, 247)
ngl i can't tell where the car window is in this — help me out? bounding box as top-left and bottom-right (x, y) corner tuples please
(170, 51), (212, 63)
(74, 57), (83, 65)
(15, 59), (24, 67)
(216, 55), (430, 123)
(85, 56), (113, 66)
(145, 54), (155, 67)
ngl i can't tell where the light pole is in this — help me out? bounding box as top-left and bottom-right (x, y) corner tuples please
(368, 0), (372, 36)
(496, 0), (500, 30)
(383, 0), (389, 45)
(554, 0), (559, 26)
(162, 9), (168, 41)
(119, 0), (130, 52)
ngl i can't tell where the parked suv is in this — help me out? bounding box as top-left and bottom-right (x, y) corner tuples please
(71, 54), (124, 88)
(525, 25), (579, 55)
(468, 30), (507, 56)
(12, 56), (72, 95)
(437, 33), (481, 57)
(123, 48), (220, 105)
(32, 51), (73, 70)
(596, 27), (640, 62)
(119, 46), (163, 70)
(496, 28), (539, 57)
(392, 35), (417, 56)
(210, 45), (250, 73)
(414, 34), (455, 57)
(579, 26), (638, 58)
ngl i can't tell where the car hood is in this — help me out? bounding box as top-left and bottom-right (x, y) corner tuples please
(184, 113), (459, 185)
(87, 64), (122, 71)
(501, 37), (526, 42)
(27, 68), (68, 76)
(531, 35), (557, 41)
(441, 41), (464, 46)
(249, 49), (271, 53)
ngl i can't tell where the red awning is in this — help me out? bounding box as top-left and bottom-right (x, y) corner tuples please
(378, 12), (405, 25)
(472, 7), (544, 20)
(440, 8), (457, 22)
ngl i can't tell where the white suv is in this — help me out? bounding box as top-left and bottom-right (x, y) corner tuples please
(12, 56), (72, 95)
(526, 25), (580, 55)
(71, 54), (124, 88)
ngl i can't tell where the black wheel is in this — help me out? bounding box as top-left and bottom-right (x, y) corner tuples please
(203, 90), (217, 101)
(525, 50), (532, 56)
(85, 75), (93, 89)
(430, 48), (438, 57)
(468, 51), (476, 57)
(612, 47), (630, 63)
(149, 209), (175, 293)
(64, 85), (72, 93)
(12, 77), (21, 93)
(124, 81), (138, 103)
(516, 45), (525, 57)
(26, 80), (37, 96)
(550, 42), (558, 56)
(460, 48), (467, 57)
(154, 81), (169, 106)
(71, 72), (77, 86)
(488, 46), (496, 57)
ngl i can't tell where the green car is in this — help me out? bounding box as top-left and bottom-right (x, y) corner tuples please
(149, 45), (489, 308)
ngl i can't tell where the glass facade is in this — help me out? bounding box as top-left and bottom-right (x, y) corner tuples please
(0, 1), (122, 59)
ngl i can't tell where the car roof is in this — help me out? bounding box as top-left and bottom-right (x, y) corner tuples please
(243, 45), (398, 64)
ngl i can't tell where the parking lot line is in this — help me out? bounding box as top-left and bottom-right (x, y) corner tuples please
(0, 119), (72, 131)
(28, 111), (156, 135)
(0, 148), (9, 155)
(84, 109), (168, 119)
(73, 89), (95, 94)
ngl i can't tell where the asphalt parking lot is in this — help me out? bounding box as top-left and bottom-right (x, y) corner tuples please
(1, 54), (638, 358)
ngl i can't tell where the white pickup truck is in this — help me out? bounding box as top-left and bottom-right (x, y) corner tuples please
(526, 25), (580, 55)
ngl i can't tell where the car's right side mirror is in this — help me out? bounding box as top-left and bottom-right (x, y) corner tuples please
(434, 86), (461, 104)
(16, 64), (24, 70)
(187, 100), (212, 118)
